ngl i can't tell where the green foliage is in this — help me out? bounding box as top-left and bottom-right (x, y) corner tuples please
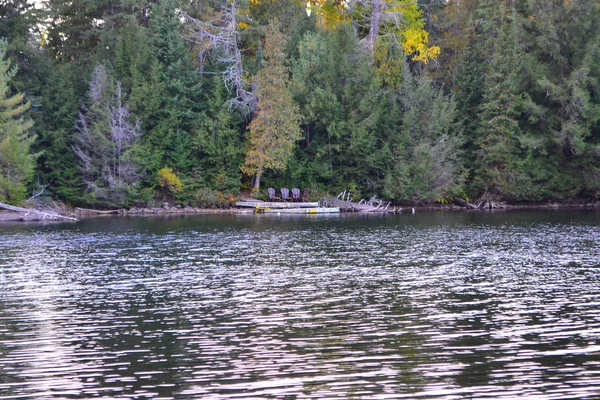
(191, 187), (236, 208)
(35, 63), (85, 204)
(242, 22), (302, 188)
(73, 64), (140, 205)
(136, 0), (205, 187)
(383, 65), (465, 202)
(0, 39), (39, 204)
(471, 3), (524, 200)
(2, 0), (599, 206)
(157, 167), (183, 193)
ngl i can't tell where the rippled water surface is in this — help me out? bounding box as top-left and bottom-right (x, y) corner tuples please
(1, 211), (599, 399)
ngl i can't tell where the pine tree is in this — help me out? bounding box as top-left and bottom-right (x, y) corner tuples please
(242, 22), (302, 189)
(0, 40), (39, 203)
(35, 63), (83, 203)
(137, 0), (204, 188)
(472, 3), (524, 204)
(384, 64), (464, 202)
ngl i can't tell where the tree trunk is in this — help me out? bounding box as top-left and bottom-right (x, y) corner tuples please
(453, 197), (477, 209)
(0, 202), (78, 221)
(254, 170), (262, 189)
(368, 0), (382, 51)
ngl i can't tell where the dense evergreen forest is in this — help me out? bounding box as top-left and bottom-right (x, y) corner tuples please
(0, 0), (599, 208)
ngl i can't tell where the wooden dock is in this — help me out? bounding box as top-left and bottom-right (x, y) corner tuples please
(261, 207), (340, 214)
(236, 201), (319, 209)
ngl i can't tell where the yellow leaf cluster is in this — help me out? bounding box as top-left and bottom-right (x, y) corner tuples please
(374, 41), (403, 88)
(157, 168), (183, 193)
(310, 0), (347, 29)
(401, 27), (441, 64)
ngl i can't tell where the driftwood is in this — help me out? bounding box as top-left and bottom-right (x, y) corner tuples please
(453, 198), (477, 209)
(75, 207), (122, 215)
(475, 200), (507, 209)
(326, 196), (392, 212)
(0, 201), (78, 221)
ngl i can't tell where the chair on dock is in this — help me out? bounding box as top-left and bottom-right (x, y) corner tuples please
(268, 187), (280, 202)
(280, 188), (292, 202)
(291, 188), (301, 202)
(301, 188), (310, 202)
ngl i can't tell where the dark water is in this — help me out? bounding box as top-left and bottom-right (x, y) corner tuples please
(1, 211), (599, 399)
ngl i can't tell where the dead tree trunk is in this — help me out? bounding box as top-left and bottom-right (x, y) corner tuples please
(453, 198), (477, 209)
(0, 202), (78, 221)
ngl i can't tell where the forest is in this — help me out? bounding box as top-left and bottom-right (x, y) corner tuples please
(0, 0), (599, 209)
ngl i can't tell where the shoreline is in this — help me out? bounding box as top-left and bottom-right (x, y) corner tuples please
(1, 201), (599, 223)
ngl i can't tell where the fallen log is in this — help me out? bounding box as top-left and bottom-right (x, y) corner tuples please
(453, 198), (477, 209)
(75, 207), (122, 215)
(0, 201), (78, 222)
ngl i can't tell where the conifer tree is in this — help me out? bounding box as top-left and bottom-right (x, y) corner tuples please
(0, 40), (39, 203)
(129, 0), (206, 201)
(472, 3), (523, 204)
(195, 75), (245, 194)
(242, 22), (302, 189)
(384, 65), (464, 202)
(35, 64), (83, 203)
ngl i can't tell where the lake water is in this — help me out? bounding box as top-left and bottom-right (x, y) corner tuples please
(0, 211), (599, 399)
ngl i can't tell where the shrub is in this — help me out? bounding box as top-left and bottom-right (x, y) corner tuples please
(193, 188), (220, 208)
(157, 168), (183, 194)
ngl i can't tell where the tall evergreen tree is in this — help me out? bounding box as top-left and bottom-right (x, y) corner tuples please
(242, 22), (302, 189)
(131, 0), (205, 200)
(384, 65), (464, 202)
(291, 24), (375, 191)
(471, 2), (524, 204)
(195, 75), (245, 194)
(518, 0), (600, 198)
(0, 40), (39, 203)
(35, 63), (83, 203)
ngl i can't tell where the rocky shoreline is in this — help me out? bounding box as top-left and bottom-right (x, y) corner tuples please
(123, 206), (254, 215)
(1, 200), (598, 223)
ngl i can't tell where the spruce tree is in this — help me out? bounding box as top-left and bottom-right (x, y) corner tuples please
(36, 64), (83, 203)
(0, 40), (39, 203)
(472, 3), (523, 204)
(384, 65), (464, 202)
(136, 0), (204, 196)
(195, 75), (245, 194)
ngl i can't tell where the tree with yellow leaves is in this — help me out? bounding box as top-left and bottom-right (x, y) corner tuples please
(352, 0), (440, 62)
(309, 0), (440, 63)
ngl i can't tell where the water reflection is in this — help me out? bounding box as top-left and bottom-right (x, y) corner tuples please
(0, 211), (599, 398)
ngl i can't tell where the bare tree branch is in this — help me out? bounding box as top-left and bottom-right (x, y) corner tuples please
(184, 0), (256, 114)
